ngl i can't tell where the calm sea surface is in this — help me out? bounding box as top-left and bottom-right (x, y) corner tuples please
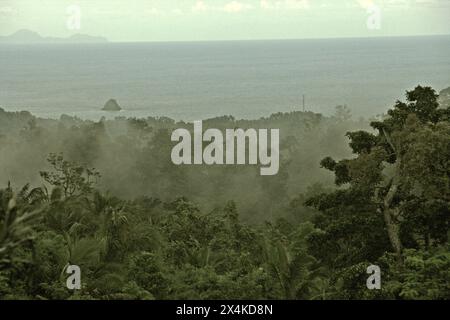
(1, 35), (449, 121)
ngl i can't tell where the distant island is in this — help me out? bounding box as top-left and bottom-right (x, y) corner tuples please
(0, 29), (108, 44)
(102, 99), (122, 111)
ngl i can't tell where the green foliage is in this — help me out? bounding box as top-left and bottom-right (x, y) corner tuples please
(381, 246), (450, 300)
(0, 86), (448, 300)
(0, 184), (40, 266)
(0, 158), (324, 300)
(40, 153), (100, 199)
(307, 85), (450, 299)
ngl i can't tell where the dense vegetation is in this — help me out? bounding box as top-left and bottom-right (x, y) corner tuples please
(0, 86), (448, 299)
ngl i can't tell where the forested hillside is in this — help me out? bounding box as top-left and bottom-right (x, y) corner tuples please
(0, 86), (448, 299)
(0, 105), (366, 222)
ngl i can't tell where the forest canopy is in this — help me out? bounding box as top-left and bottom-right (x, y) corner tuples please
(0, 85), (449, 300)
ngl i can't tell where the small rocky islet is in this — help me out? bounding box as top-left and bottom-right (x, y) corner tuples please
(102, 99), (122, 111)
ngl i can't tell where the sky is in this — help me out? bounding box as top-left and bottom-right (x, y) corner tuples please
(0, 0), (449, 41)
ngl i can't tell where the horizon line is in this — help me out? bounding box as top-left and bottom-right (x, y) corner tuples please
(2, 29), (450, 44)
(110, 33), (450, 44)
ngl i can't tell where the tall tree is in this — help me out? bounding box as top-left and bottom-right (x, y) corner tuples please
(309, 86), (450, 265)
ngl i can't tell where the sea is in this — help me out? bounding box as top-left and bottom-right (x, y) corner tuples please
(1, 35), (449, 121)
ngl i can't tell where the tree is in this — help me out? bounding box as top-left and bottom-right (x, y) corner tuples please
(261, 222), (324, 299)
(308, 86), (450, 269)
(0, 184), (40, 266)
(304, 86), (450, 300)
(40, 153), (100, 199)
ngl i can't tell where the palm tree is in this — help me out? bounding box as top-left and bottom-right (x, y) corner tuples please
(261, 224), (326, 299)
(0, 184), (41, 266)
(102, 207), (129, 262)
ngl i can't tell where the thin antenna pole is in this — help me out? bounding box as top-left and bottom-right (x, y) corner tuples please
(302, 94), (305, 112)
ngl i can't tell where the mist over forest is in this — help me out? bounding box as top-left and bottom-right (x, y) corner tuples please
(0, 86), (449, 300)
(0, 104), (367, 222)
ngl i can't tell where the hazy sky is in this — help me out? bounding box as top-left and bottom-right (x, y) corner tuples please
(0, 0), (449, 41)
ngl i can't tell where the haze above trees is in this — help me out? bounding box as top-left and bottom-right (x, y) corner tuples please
(0, 86), (448, 299)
